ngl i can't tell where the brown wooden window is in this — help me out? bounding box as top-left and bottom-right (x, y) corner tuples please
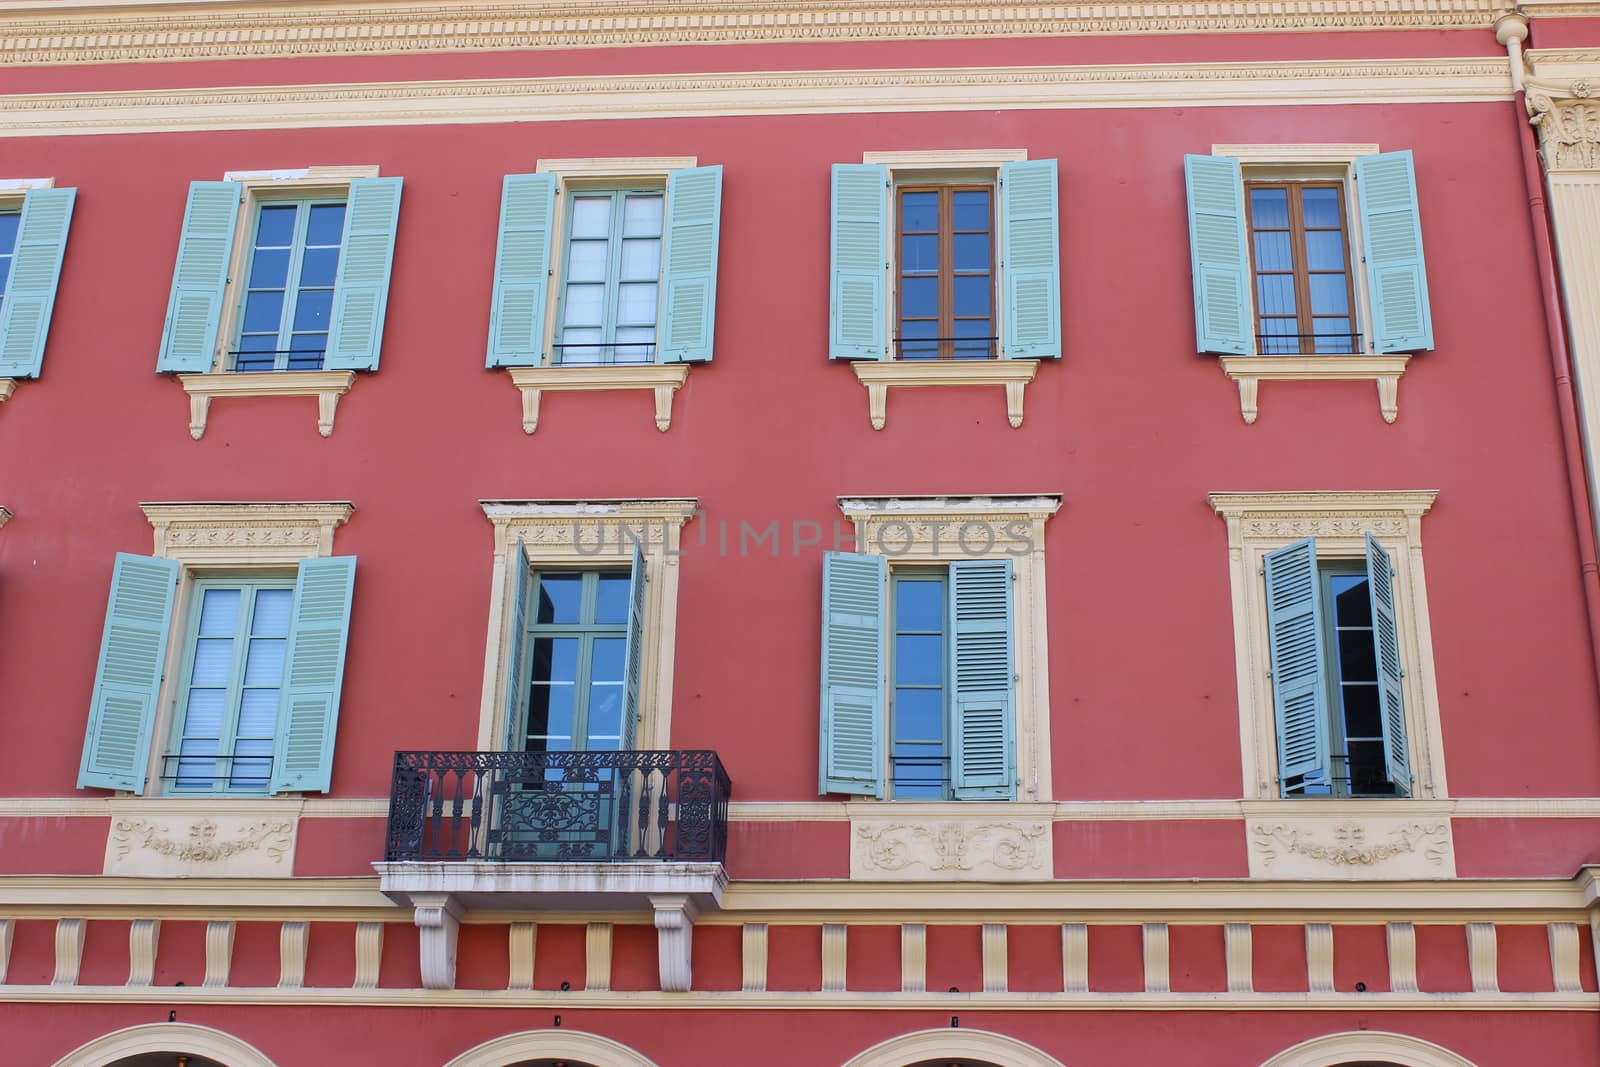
(1245, 181), (1359, 355)
(896, 185), (995, 360)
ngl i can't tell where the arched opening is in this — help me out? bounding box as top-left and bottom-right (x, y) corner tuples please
(906, 1059), (1007, 1067)
(53, 1024), (277, 1067)
(104, 1057), (226, 1067)
(443, 1030), (658, 1067)
(842, 1029), (1066, 1067)
(1259, 1033), (1480, 1067)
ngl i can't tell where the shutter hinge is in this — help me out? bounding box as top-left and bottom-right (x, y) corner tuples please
(1258, 565), (1266, 576)
(1266, 670), (1274, 679)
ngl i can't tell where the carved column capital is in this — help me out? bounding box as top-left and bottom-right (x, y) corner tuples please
(412, 892), (463, 991)
(1527, 77), (1600, 173)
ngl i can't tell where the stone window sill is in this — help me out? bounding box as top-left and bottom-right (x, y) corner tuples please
(507, 364), (689, 434)
(0, 378), (14, 403)
(850, 359), (1040, 430)
(178, 370), (357, 440)
(1219, 355), (1411, 425)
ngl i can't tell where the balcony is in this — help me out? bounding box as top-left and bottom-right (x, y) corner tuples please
(374, 749), (731, 990)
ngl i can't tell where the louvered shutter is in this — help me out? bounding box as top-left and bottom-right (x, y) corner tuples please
(819, 551), (886, 796)
(78, 553), (179, 791)
(156, 181), (241, 372)
(621, 545), (647, 749)
(829, 164), (889, 360)
(325, 177), (402, 372)
(0, 187), (76, 379)
(1263, 538), (1331, 791)
(1365, 533), (1411, 792)
(502, 539), (533, 745)
(1183, 154), (1252, 355)
(486, 174), (557, 368)
(269, 556), (356, 793)
(1355, 150), (1433, 353)
(949, 559), (1016, 800)
(659, 165), (723, 364)
(1000, 159), (1061, 359)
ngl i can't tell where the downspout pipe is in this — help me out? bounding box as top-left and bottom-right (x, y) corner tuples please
(1498, 12), (1600, 700)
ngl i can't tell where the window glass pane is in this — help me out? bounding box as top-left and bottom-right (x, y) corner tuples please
(229, 738), (273, 790)
(180, 688), (226, 739)
(175, 737), (220, 790)
(250, 247), (291, 289)
(953, 318), (994, 359)
(952, 190), (991, 232)
(1253, 232), (1292, 273)
(292, 289), (334, 332)
(562, 283), (605, 325)
(1259, 319), (1298, 355)
(535, 576), (582, 625)
(590, 637), (626, 683)
(0, 213), (19, 255)
(1250, 188), (1288, 229)
(565, 240), (608, 284)
(897, 318), (937, 359)
(617, 282), (658, 325)
(900, 276), (937, 319)
(299, 247), (340, 288)
(1256, 274), (1296, 317)
(1346, 740), (1396, 795)
(894, 634), (943, 686)
(190, 638), (235, 687)
(954, 275), (991, 317)
(235, 689), (279, 740)
(305, 204), (347, 247)
(1340, 683), (1382, 739)
(0, 258), (10, 298)
(1305, 230), (1347, 272)
(595, 575), (630, 625)
(1313, 318), (1356, 353)
(255, 205), (298, 248)
(622, 194), (664, 237)
(252, 589), (293, 638)
(614, 327), (656, 361)
(900, 191), (937, 232)
(570, 198), (612, 239)
(1308, 275), (1350, 316)
(243, 637), (286, 687)
(953, 233), (990, 272)
(620, 239), (660, 280)
(527, 676), (575, 743)
(587, 684), (624, 742)
(895, 580), (943, 632)
(559, 328), (603, 363)
(1331, 575), (1372, 627)
(198, 589), (241, 637)
(893, 688), (944, 741)
(1336, 630), (1377, 682)
(1301, 187), (1342, 229)
(902, 234), (939, 273)
(242, 292), (284, 334)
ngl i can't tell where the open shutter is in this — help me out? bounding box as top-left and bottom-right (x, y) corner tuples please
(621, 545), (647, 749)
(1263, 538), (1331, 791)
(659, 165), (723, 364)
(819, 551), (886, 796)
(1000, 159), (1061, 359)
(77, 553), (179, 792)
(1355, 150), (1433, 353)
(829, 163), (889, 360)
(269, 556), (356, 793)
(487, 174), (557, 368)
(1183, 154), (1252, 355)
(949, 559), (1016, 800)
(0, 187), (76, 378)
(502, 539), (533, 746)
(156, 180), (241, 373)
(1366, 533), (1410, 793)
(325, 177), (402, 372)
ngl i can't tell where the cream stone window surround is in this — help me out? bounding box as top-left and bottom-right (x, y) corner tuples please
(179, 165), (380, 441)
(1210, 144), (1411, 425)
(1208, 491), (1446, 804)
(0, 177), (54, 404)
(0, 506), (10, 529)
(477, 499), (697, 751)
(502, 157), (698, 435)
(849, 149), (1043, 430)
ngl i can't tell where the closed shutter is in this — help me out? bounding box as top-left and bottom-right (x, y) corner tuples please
(949, 559), (1016, 800)
(1355, 150), (1433, 353)
(487, 174), (558, 368)
(269, 556), (356, 793)
(1263, 538), (1332, 790)
(326, 177), (403, 372)
(1000, 159), (1061, 359)
(1183, 154), (1252, 355)
(502, 539), (533, 746)
(156, 181), (241, 373)
(819, 551), (886, 796)
(621, 545), (647, 749)
(0, 186), (77, 379)
(78, 553), (179, 792)
(659, 165), (723, 363)
(829, 164), (889, 360)
(1365, 533), (1410, 792)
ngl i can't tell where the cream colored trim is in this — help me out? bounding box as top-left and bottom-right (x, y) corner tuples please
(1258, 1031), (1481, 1067)
(0, 2), (1512, 69)
(507, 364), (689, 434)
(0, 176), (53, 192)
(0, 795), (381, 816)
(0, 61), (1514, 139)
(222, 165), (379, 183)
(982, 922), (1007, 992)
(862, 149), (1028, 168)
(52, 1023), (280, 1067)
(52, 918), (83, 986)
(1306, 922), (1334, 992)
(0, 918), (11, 984)
(741, 923), (767, 993)
(353, 922), (382, 989)
(204, 920), (233, 988)
(1467, 922), (1498, 992)
(1551, 922), (1583, 992)
(0, 505), (11, 529)
(843, 1028), (1068, 1067)
(278, 921), (307, 988)
(536, 156), (697, 178)
(127, 918), (158, 986)
(477, 499), (697, 752)
(900, 923), (926, 993)
(585, 921), (613, 992)
(508, 922), (535, 991)
(1142, 923), (1169, 993)
(178, 370), (357, 440)
(1219, 356), (1411, 425)
(444, 1030), (659, 1067)
(0, 379), (15, 403)
(1209, 491), (1446, 803)
(1389, 921), (1419, 992)
(142, 502), (352, 564)
(850, 360), (1039, 430)
(1225, 922), (1252, 992)
(821, 923), (847, 992)
(1061, 924), (1089, 992)
(1213, 143), (1381, 164)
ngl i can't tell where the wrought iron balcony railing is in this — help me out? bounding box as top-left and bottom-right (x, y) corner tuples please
(384, 750), (731, 864)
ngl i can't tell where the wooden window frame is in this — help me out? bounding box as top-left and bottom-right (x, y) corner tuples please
(233, 195), (348, 372)
(1243, 180), (1360, 356)
(515, 567), (632, 752)
(552, 185), (666, 367)
(893, 183), (996, 361)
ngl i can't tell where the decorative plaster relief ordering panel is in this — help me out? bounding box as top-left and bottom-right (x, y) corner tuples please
(1245, 807), (1455, 880)
(850, 806), (1053, 881)
(103, 805), (299, 877)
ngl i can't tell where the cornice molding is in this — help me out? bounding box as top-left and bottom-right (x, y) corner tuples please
(0, 1), (1511, 68)
(0, 59), (1512, 139)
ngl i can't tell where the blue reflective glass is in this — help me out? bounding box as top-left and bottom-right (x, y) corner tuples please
(900, 276), (937, 319)
(954, 275), (990, 317)
(953, 233), (989, 271)
(1309, 275), (1349, 316)
(1250, 188), (1288, 229)
(535, 575), (582, 624)
(255, 205), (298, 247)
(900, 191), (937, 232)
(527, 681), (575, 741)
(595, 575), (629, 625)
(0, 213), (19, 255)
(242, 291), (284, 334)
(952, 190), (990, 232)
(298, 247), (339, 288)
(1256, 275), (1296, 317)
(305, 203), (347, 246)
(250, 248), (290, 289)
(590, 638), (625, 683)
(895, 580), (943, 631)
(1305, 231), (1346, 272)
(1253, 232), (1292, 273)
(1301, 187), (1342, 229)
(894, 634), (942, 686)
(292, 289), (333, 331)
(901, 234), (939, 273)
(893, 688), (943, 742)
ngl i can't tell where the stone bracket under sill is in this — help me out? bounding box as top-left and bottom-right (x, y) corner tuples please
(0, 378), (15, 404)
(851, 359), (1040, 430)
(1219, 355), (1411, 425)
(507, 364), (690, 434)
(178, 370), (357, 440)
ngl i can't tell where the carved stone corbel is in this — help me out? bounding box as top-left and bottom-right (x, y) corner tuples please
(650, 893), (699, 993)
(1527, 77), (1600, 173)
(413, 893), (463, 991)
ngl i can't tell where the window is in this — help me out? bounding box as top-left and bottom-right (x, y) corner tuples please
(895, 186), (996, 360)
(234, 198), (346, 371)
(76, 503), (356, 796)
(0, 182), (76, 382)
(0, 207), (19, 311)
(516, 569), (635, 752)
(556, 189), (665, 365)
(890, 569), (950, 796)
(1245, 182), (1358, 355)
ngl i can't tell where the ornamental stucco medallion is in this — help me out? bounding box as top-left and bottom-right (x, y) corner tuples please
(850, 818), (1050, 881)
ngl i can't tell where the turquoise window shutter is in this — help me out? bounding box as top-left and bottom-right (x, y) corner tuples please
(659, 165), (723, 364)
(77, 553), (180, 792)
(0, 187), (76, 379)
(1000, 159), (1061, 359)
(819, 550), (886, 796)
(156, 180), (241, 373)
(949, 558), (1017, 800)
(1365, 533), (1411, 792)
(502, 539), (533, 746)
(326, 176), (402, 372)
(1183, 154), (1252, 355)
(1263, 537), (1331, 791)
(487, 174), (557, 368)
(829, 163), (889, 360)
(1355, 150), (1434, 353)
(621, 545), (647, 749)
(269, 556), (356, 793)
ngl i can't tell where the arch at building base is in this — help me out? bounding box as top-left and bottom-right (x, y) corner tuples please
(841, 1028), (1067, 1067)
(444, 1029), (660, 1067)
(1260, 1031), (1482, 1067)
(53, 1022), (279, 1067)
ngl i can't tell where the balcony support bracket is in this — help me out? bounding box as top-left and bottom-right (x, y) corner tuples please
(412, 892), (463, 991)
(651, 893), (700, 993)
